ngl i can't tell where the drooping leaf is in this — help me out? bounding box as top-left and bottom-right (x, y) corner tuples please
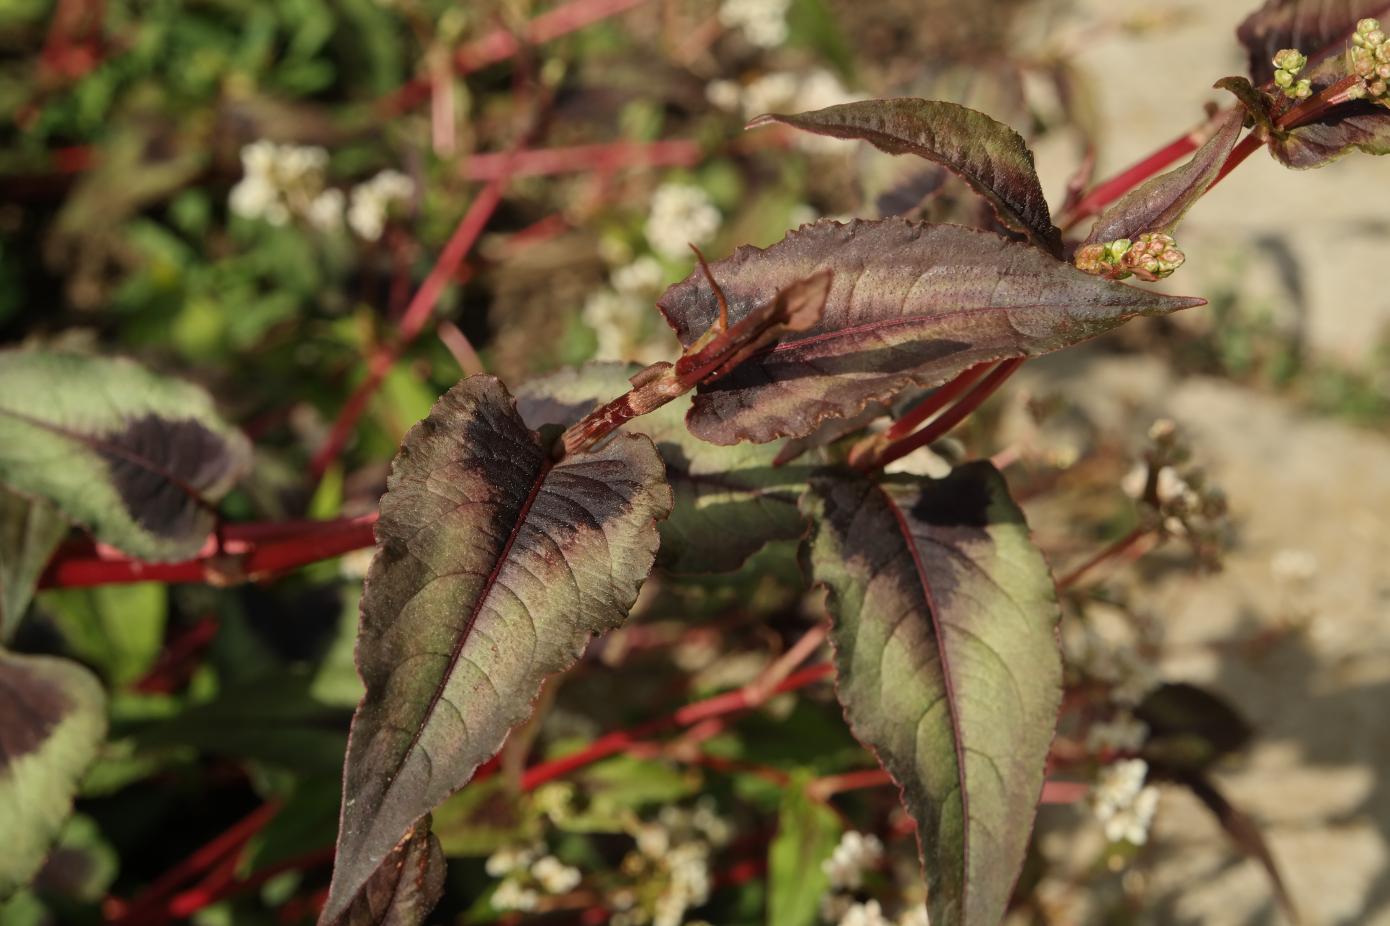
(41, 583), (168, 687)
(801, 463), (1061, 926)
(752, 100), (1062, 254)
(330, 817), (445, 926)
(658, 219), (1205, 445)
(518, 363), (807, 574)
(1085, 108), (1246, 244)
(0, 651), (107, 899)
(1136, 682), (1253, 773)
(1236, 0), (1390, 84)
(322, 375), (671, 924)
(768, 780), (842, 926)
(0, 488), (68, 644)
(1267, 57), (1390, 167)
(1174, 772), (1301, 924)
(0, 351), (252, 562)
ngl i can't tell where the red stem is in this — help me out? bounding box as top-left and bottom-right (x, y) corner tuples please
(517, 663), (834, 791)
(884, 362), (992, 442)
(1055, 525), (1156, 590)
(41, 515), (378, 589)
(376, 0), (652, 117)
(1059, 131), (1201, 231)
(310, 156), (513, 479)
(865, 359), (1024, 471)
(108, 802), (281, 925)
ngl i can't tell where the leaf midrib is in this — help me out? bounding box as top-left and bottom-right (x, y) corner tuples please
(376, 453), (555, 808)
(875, 482), (972, 915)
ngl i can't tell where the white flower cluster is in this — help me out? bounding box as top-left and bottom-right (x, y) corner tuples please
(582, 255), (674, 363)
(823, 831), (884, 891)
(1086, 712), (1150, 755)
(347, 169), (415, 241)
(645, 184), (721, 260)
(230, 140), (342, 231)
(820, 897), (929, 926)
(718, 0), (791, 48)
(1091, 758), (1160, 845)
(485, 842), (583, 912)
(611, 798), (732, 926)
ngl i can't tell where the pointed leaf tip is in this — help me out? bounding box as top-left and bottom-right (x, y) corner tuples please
(321, 375), (670, 924)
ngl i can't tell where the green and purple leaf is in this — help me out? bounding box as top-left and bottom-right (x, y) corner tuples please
(1237, 0), (1390, 84)
(0, 489), (68, 643)
(321, 375), (671, 924)
(1085, 108), (1246, 244)
(0, 351), (252, 562)
(518, 363), (806, 574)
(801, 463), (1061, 926)
(658, 219), (1205, 445)
(752, 100), (1062, 255)
(0, 651), (107, 899)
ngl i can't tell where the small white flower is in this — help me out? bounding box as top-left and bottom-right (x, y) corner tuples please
(706, 79), (743, 111)
(741, 72), (801, 119)
(822, 831), (884, 890)
(307, 188), (345, 233)
(636, 821), (671, 858)
(1120, 463), (1148, 500)
(492, 878), (540, 911)
(348, 169), (415, 241)
(612, 255), (665, 297)
(840, 899), (890, 926)
(1092, 759), (1160, 845)
(718, 0), (790, 48)
(229, 140), (332, 227)
(532, 855), (582, 894)
(485, 844), (539, 877)
(645, 183), (721, 260)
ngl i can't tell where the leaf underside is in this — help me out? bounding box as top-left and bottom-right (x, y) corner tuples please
(0, 650), (107, 900)
(1085, 107), (1246, 244)
(801, 463), (1061, 926)
(332, 817), (445, 926)
(754, 99), (1062, 255)
(1237, 0), (1390, 84)
(0, 351), (252, 562)
(322, 375), (671, 924)
(517, 363), (807, 574)
(657, 219), (1205, 446)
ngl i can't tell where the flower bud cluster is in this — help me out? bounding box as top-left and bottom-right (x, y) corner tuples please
(1272, 48), (1312, 100)
(1091, 758), (1161, 845)
(485, 842), (583, 912)
(1074, 233), (1185, 282)
(1121, 419), (1228, 565)
(1349, 18), (1390, 106)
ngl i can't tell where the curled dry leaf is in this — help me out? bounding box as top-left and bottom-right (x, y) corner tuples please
(658, 219), (1205, 446)
(321, 376), (671, 924)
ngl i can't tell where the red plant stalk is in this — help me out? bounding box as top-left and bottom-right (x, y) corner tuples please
(107, 802), (282, 925)
(310, 157), (515, 479)
(864, 358), (1025, 471)
(41, 515), (378, 589)
(1056, 525), (1158, 591)
(1058, 129), (1203, 231)
(462, 140), (700, 180)
(376, 0), (653, 117)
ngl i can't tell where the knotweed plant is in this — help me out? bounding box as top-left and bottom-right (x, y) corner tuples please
(2, 2), (1388, 926)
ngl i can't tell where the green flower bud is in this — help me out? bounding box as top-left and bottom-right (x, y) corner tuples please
(1294, 78), (1313, 100)
(1274, 69), (1294, 88)
(1074, 244), (1107, 275)
(1359, 18), (1381, 37)
(1273, 48), (1307, 74)
(1104, 239), (1133, 263)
